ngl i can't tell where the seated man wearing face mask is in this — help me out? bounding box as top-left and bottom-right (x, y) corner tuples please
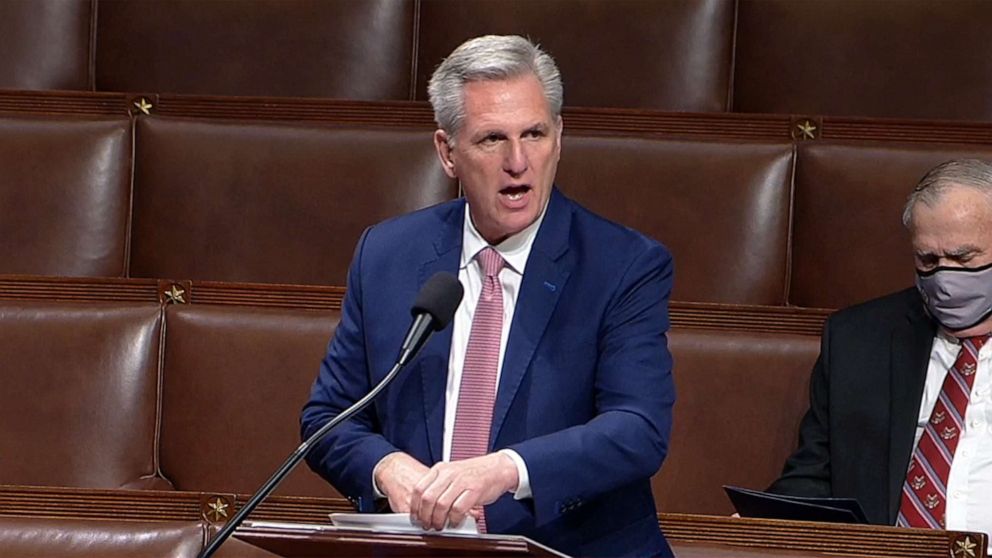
(770, 159), (992, 538)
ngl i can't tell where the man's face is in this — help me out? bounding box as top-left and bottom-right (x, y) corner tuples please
(911, 184), (992, 335)
(434, 73), (562, 245)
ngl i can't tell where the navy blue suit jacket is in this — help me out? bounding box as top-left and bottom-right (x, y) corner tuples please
(302, 189), (675, 557)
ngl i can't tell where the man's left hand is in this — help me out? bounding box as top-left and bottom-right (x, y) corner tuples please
(409, 452), (519, 531)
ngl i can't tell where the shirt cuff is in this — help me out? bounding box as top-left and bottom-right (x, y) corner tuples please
(498, 449), (532, 500)
(371, 452), (397, 499)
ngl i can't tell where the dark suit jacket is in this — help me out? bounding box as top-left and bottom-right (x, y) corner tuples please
(769, 287), (936, 525)
(301, 188), (675, 557)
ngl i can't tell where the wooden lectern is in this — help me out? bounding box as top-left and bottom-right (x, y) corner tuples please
(233, 520), (569, 557)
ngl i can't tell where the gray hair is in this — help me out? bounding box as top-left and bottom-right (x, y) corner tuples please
(427, 35), (563, 140)
(903, 159), (992, 229)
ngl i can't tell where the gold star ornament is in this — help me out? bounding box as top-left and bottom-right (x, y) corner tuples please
(954, 536), (977, 558)
(796, 120), (817, 140)
(164, 284), (187, 304)
(133, 98), (153, 115)
(206, 498), (230, 522)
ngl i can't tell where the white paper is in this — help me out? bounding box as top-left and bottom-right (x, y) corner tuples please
(329, 512), (479, 535)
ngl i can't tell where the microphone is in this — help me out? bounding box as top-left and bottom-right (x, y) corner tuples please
(198, 272), (464, 558)
(398, 271), (463, 366)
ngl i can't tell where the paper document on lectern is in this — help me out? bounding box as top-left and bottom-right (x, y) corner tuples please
(329, 512), (480, 535)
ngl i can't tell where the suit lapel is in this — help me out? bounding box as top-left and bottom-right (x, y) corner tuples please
(887, 291), (936, 522)
(490, 190), (574, 448)
(417, 201), (464, 464)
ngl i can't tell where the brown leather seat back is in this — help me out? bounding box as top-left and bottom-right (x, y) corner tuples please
(0, 115), (131, 277)
(0, 301), (161, 488)
(557, 136), (794, 304)
(653, 328), (819, 515)
(734, 0), (992, 120)
(159, 305), (340, 497)
(790, 142), (992, 308)
(129, 117), (456, 285)
(95, 0), (415, 99)
(0, 0), (92, 90)
(0, 517), (206, 558)
(416, 0), (735, 111)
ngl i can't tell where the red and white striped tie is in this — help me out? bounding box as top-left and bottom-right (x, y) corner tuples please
(898, 334), (990, 529)
(450, 247), (505, 533)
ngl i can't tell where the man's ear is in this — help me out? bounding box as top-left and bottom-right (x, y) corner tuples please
(433, 129), (457, 179)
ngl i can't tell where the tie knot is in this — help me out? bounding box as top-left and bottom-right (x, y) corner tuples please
(477, 247), (505, 278)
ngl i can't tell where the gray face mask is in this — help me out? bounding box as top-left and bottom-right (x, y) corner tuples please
(916, 262), (992, 331)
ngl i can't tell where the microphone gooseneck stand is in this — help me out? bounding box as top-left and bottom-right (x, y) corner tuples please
(198, 271), (463, 558)
(198, 359), (405, 558)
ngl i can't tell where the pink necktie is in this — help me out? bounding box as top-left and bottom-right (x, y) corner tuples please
(450, 247), (504, 533)
(898, 334), (990, 529)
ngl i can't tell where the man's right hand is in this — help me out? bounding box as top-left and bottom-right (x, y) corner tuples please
(373, 452), (431, 513)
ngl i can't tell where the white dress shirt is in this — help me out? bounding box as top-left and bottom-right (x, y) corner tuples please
(912, 331), (992, 539)
(441, 205), (548, 500)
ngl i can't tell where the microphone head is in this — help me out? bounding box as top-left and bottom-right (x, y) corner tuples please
(411, 272), (464, 330)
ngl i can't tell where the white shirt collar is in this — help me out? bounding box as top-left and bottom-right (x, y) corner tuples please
(932, 328), (992, 366)
(460, 201), (548, 275)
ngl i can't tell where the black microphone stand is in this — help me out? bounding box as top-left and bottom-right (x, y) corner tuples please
(198, 360), (406, 558)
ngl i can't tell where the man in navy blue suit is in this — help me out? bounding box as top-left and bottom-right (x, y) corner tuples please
(301, 35), (675, 557)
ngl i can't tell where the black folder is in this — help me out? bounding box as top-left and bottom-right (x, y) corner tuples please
(724, 485), (869, 524)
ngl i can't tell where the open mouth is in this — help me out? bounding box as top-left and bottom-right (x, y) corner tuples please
(501, 185), (531, 201)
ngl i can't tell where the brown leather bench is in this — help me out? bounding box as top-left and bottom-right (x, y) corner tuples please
(9, 103), (990, 309)
(734, 0), (992, 120)
(102, 0), (738, 110)
(95, 0), (415, 100)
(0, 515), (277, 558)
(9, 0), (992, 122)
(0, 114), (131, 277)
(0, 300), (165, 489)
(790, 141), (992, 308)
(129, 117), (457, 286)
(558, 135), (794, 305)
(155, 302), (819, 515)
(159, 304), (341, 498)
(414, 0), (734, 111)
(0, 278), (825, 517)
(655, 328), (819, 514)
(0, 0), (92, 91)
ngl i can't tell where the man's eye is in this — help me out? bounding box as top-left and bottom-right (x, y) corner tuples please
(524, 129), (545, 139)
(480, 134), (501, 145)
